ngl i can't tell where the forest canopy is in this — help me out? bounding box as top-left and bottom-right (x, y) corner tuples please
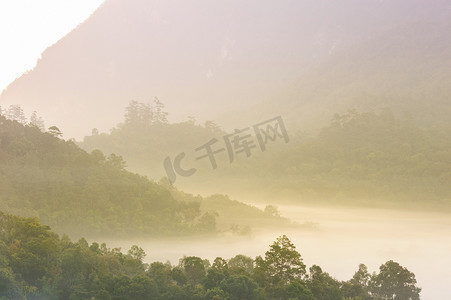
(0, 211), (421, 300)
(81, 102), (451, 208)
(0, 111), (289, 238)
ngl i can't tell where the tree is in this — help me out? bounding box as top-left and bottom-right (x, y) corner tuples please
(180, 256), (207, 286)
(342, 264), (372, 300)
(1, 213), (60, 294)
(127, 245), (146, 261)
(0, 266), (24, 300)
(171, 266), (187, 286)
(29, 111), (45, 131)
(260, 235), (306, 283)
(205, 286), (228, 300)
(308, 265), (342, 300)
(106, 153), (127, 170)
(153, 97), (168, 124)
(6, 105), (27, 124)
(369, 260), (421, 300)
(204, 258), (228, 290)
(47, 126), (62, 137)
(254, 235), (306, 298)
(128, 275), (158, 299)
(195, 211), (218, 233)
(264, 205), (280, 217)
(220, 275), (260, 300)
(228, 255), (254, 276)
(286, 280), (315, 300)
(124, 100), (154, 127)
(212, 257), (228, 272)
(91, 149), (106, 163)
(352, 264), (371, 287)
(147, 261), (173, 293)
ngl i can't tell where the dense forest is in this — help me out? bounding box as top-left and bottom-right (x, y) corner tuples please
(81, 99), (227, 181)
(251, 110), (451, 205)
(0, 1), (448, 298)
(81, 102), (451, 208)
(0, 211), (421, 300)
(0, 107), (291, 239)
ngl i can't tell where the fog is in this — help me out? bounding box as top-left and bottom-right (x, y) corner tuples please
(2, 1), (451, 299)
(2, 0), (450, 138)
(102, 204), (451, 300)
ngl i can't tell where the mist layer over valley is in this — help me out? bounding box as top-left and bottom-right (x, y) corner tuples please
(1, 0), (451, 299)
(101, 205), (451, 300)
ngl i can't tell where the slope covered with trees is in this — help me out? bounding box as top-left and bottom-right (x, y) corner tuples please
(0, 211), (421, 300)
(0, 111), (290, 238)
(251, 110), (451, 206)
(81, 103), (451, 208)
(81, 99), (226, 181)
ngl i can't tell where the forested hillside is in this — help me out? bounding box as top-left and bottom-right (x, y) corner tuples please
(0, 111), (290, 238)
(247, 110), (451, 205)
(81, 99), (226, 180)
(0, 211), (421, 300)
(81, 103), (451, 208)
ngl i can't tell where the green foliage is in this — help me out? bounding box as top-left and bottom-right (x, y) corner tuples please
(181, 256), (207, 286)
(255, 235), (306, 286)
(195, 194), (292, 234)
(0, 105), (287, 238)
(342, 264), (372, 300)
(47, 126), (62, 137)
(286, 280), (315, 300)
(81, 100), (224, 181)
(270, 110), (451, 204)
(264, 205), (280, 218)
(369, 260), (421, 300)
(219, 275), (260, 300)
(3, 105), (27, 125)
(307, 265), (342, 300)
(0, 219), (422, 300)
(0, 114), (213, 238)
(227, 109), (451, 206)
(127, 245), (146, 261)
(228, 255), (254, 276)
(254, 235), (307, 298)
(80, 102), (451, 208)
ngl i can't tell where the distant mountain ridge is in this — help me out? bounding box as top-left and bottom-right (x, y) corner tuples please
(264, 15), (451, 131)
(2, 0), (449, 138)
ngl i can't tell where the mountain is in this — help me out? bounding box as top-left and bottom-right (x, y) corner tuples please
(79, 105), (451, 208)
(2, 0), (448, 139)
(256, 110), (451, 206)
(255, 9), (451, 131)
(0, 114), (292, 238)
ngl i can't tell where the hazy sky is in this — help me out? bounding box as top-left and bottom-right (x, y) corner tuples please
(0, 0), (104, 93)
